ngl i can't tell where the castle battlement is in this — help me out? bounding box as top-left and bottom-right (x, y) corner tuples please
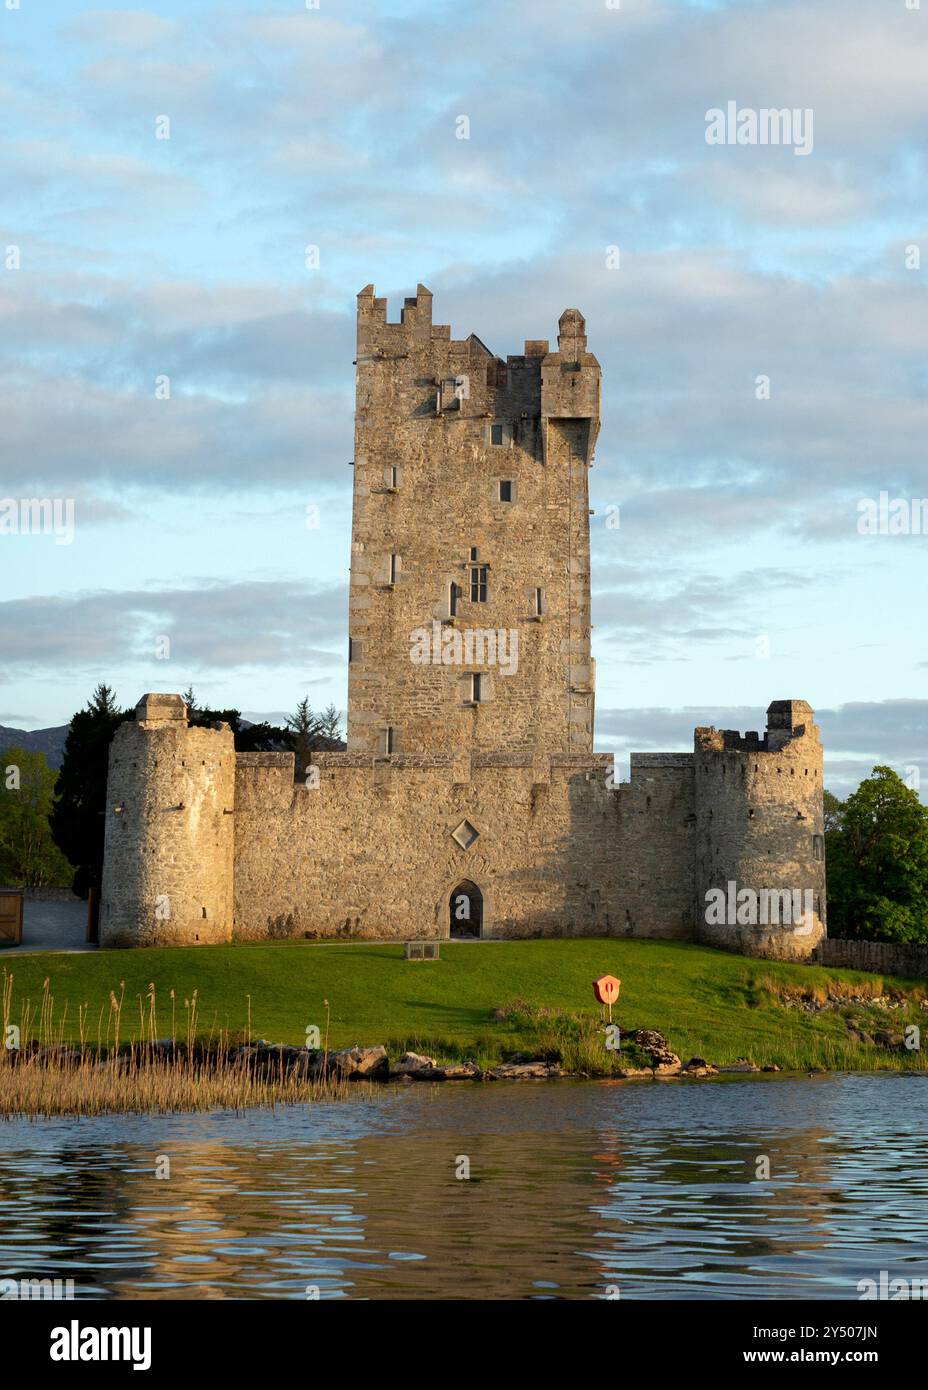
(695, 700), (820, 756)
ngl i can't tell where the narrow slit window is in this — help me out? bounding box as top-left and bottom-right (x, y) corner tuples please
(389, 553), (398, 584)
(471, 673), (482, 703)
(812, 833), (824, 861)
(389, 465), (399, 488)
(449, 582), (459, 617)
(383, 726), (396, 755)
(534, 587), (544, 616)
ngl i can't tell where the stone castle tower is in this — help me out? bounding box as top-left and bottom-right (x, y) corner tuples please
(347, 285), (598, 755)
(101, 693), (235, 946)
(99, 284), (825, 957)
(693, 700), (826, 955)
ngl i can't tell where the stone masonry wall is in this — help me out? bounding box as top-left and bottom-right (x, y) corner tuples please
(613, 754), (696, 939)
(814, 938), (928, 981)
(232, 750), (623, 941)
(98, 694), (825, 956)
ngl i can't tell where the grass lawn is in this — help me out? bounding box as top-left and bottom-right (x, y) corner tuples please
(2, 937), (925, 1072)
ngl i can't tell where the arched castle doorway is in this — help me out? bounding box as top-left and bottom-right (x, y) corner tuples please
(450, 881), (482, 939)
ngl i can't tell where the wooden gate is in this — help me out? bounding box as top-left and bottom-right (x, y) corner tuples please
(0, 890), (24, 946)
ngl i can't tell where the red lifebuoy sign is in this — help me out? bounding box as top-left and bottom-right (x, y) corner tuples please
(593, 975), (621, 1006)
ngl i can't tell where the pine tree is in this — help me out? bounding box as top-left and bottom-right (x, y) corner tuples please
(50, 686), (132, 897)
(286, 698), (322, 776)
(319, 704), (343, 742)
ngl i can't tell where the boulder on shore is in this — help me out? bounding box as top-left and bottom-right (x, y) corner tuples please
(681, 1057), (718, 1077)
(435, 1061), (482, 1080)
(716, 1058), (760, 1073)
(630, 1028), (681, 1072)
(329, 1045), (389, 1079)
(488, 1060), (563, 1080)
(391, 1052), (439, 1078)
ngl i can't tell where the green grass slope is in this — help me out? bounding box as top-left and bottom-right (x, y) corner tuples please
(2, 938), (925, 1072)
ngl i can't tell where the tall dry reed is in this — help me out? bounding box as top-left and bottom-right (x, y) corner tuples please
(0, 967), (363, 1117)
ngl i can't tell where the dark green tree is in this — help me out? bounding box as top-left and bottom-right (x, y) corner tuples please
(826, 766), (928, 943)
(286, 698), (323, 778)
(0, 747), (74, 887)
(318, 703), (343, 744)
(823, 788), (845, 837)
(50, 684), (133, 897)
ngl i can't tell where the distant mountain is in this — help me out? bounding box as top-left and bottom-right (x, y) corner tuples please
(0, 724), (69, 770)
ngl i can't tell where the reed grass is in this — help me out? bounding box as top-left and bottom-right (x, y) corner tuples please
(0, 968), (363, 1117)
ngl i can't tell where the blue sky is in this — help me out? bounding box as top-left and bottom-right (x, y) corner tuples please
(1, 0), (925, 796)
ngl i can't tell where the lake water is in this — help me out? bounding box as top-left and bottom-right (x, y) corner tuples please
(1, 1074), (926, 1300)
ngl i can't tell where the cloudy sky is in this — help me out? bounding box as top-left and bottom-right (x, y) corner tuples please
(1, 0), (925, 797)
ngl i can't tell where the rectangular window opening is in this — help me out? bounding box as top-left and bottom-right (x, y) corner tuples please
(471, 673), (482, 703)
(491, 423), (504, 446)
(470, 565), (488, 602)
(499, 479), (513, 502)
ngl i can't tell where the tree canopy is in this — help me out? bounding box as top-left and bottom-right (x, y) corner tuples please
(825, 766), (928, 944)
(50, 684), (132, 896)
(0, 746), (74, 888)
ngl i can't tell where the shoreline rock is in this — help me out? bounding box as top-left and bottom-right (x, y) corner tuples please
(487, 1061), (564, 1080)
(7, 1038), (877, 1084)
(681, 1057), (719, 1077)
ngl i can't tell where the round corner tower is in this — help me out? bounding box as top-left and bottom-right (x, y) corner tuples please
(100, 693), (235, 947)
(693, 699), (826, 960)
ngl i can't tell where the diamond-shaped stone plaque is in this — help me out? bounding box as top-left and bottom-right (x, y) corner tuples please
(451, 819), (479, 850)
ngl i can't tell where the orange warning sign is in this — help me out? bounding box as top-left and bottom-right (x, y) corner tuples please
(593, 975), (621, 1006)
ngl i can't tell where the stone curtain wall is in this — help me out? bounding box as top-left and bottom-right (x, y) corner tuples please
(613, 754), (696, 939)
(97, 696), (826, 955)
(232, 750), (627, 941)
(814, 938), (928, 982)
